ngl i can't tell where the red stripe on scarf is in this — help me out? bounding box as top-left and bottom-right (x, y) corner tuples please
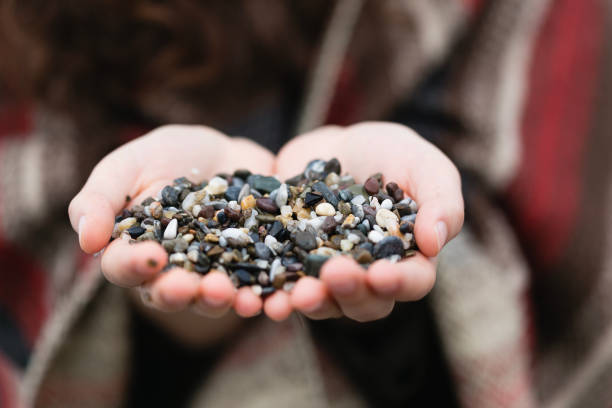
(0, 353), (20, 408)
(507, 0), (603, 269)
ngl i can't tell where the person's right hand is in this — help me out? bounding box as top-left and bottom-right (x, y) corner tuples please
(68, 125), (283, 326)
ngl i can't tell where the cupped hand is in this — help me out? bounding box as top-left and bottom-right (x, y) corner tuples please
(274, 122), (464, 322)
(68, 125), (279, 322)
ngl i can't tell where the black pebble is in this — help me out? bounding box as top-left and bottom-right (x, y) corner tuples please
(304, 192), (324, 207)
(268, 221), (283, 238)
(127, 226), (146, 239)
(324, 158), (341, 175)
(373, 236), (404, 259)
(161, 186), (179, 207)
(338, 189), (353, 202)
(217, 211), (228, 224)
(312, 181), (339, 207)
(359, 242), (374, 254)
(224, 185), (241, 202)
(234, 269), (255, 286)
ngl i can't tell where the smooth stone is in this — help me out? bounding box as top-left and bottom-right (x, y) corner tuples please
(248, 175), (281, 193)
(304, 159), (326, 180)
(275, 183), (289, 208)
(338, 189), (353, 202)
(238, 184), (251, 203)
(295, 230), (317, 251)
(304, 254), (330, 277)
(312, 181), (338, 207)
(376, 208), (399, 229)
(373, 236), (404, 259)
(161, 186), (180, 207)
(304, 192), (324, 207)
(364, 177), (380, 195)
(340, 239), (354, 252)
(315, 202), (335, 216)
(254, 242), (272, 260)
(234, 269), (255, 287)
(256, 197), (279, 214)
(380, 199), (393, 210)
(353, 248), (373, 264)
(400, 221), (414, 234)
(268, 221), (283, 238)
(127, 226), (146, 239)
(321, 216), (338, 234)
(368, 230), (384, 243)
(163, 218), (178, 240)
(351, 195), (366, 206)
(224, 185), (241, 202)
(205, 177), (228, 195)
(338, 201), (352, 215)
(117, 217), (138, 232)
(347, 233), (361, 244)
(220, 228), (252, 247)
(258, 271), (270, 286)
(169, 253), (187, 265)
(324, 158), (341, 175)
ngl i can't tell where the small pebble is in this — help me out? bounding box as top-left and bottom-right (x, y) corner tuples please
(111, 157), (418, 296)
(163, 218), (178, 240)
(315, 202), (335, 216)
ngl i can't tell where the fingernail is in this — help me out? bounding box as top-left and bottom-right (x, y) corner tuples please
(435, 221), (448, 252)
(78, 216), (85, 246)
(204, 296), (228, 308)
(330, 279), (356, 296)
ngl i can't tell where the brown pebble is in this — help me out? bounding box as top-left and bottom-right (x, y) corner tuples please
(321, 216), (338, 234)
(198, 205), (215, 219)
(206, 246), (224, 257)
(353, 249), (374, 264)
(256, 197), (279, 214)
(224, 207), (241, 221)
(364, 177), (380, 195)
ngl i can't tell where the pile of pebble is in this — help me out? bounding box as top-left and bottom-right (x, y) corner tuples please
(112, 158), (418, 296)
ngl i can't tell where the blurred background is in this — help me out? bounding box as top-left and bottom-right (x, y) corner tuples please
(0, 0), (611, 407)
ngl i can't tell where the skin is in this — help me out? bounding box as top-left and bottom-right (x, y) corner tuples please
(68, 122), (464, 341)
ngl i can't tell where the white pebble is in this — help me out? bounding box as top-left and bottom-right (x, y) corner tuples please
(334, 213), (343, 222)
(255, 259), (269, 269)
(315, 203), (336, 215)
(219, 236), (228, 247)
(376, 208), (399, 229)
(221, 228), (252, 246)
(370, 196), (380, 209)
(264, 234), (278, 249)
(347, 233), (360, 244)
(187, 250), (199, 263)
(308, 216), (325, 231)
(388, 255), (401, 263)
(269, 258), (285, 280)
(251, 285), (263, 296)
(280, 205), (293, 218)
(314, 247), (338, 257)
(275, 183), (289, 208)
(244, 215), (258, 230)
(205, 177), (228, 195)
(373, 225), (383, 233)
(351, 195), (366, 205)
(169, 253), (187, 264)
(182, 233), (194, 243)
(192, 204), (202, 217)
(228, 201), (241, 211)
(340, 239), (354, 252)
(381, 199), (393, 210)
(368, 230), (384, 243)
(163, 218), (178, 239)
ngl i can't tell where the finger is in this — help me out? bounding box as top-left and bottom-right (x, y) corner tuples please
(380, 253), (436, 302)
(365, 259), (402, 296)
(100, 238), (167, 287)
(192, 271), (236, 318)
(291, 276), (342, 319)
(234, 287), (263, 318)
(320, 256), (394, 322)
(146, 267), (201, 312)
(263, 291), (293, 321)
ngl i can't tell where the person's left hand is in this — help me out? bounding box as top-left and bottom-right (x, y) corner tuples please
(267, 122), (464, 321)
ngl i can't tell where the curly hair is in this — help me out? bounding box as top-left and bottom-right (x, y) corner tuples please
(0, 0), (338, 125)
